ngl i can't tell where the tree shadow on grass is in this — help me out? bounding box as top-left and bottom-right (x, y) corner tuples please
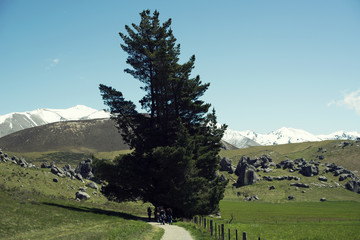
(42, 202), (146, 221)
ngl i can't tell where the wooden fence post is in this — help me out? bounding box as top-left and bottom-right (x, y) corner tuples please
(204, 218), (206, 229)
(243, 232), (247, 240)
(221, 224), (225, 240)
(218, 225), (221, 239)
(228, 229), (231, 240)
(236, 229), (238, 240)
(215, 223), (217, 237)
(210, 220), (213, 236)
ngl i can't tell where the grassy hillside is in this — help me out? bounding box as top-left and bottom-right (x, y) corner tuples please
(0, 119), (129, 153)
(0, 160), (163, 240)
(173, 140), (360, 239)
(1, 139), (359, 239)
(220, 139), (360, 172)
(5, 150), (132, 167)
(186, 138), (360, 240)
(218, 140), (360, 203)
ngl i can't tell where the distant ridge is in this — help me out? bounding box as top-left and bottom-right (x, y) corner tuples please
(1, 106), (359, 150)
(0, 118), (128, 153)
(223, 127), (360, 147)
(0, 105), (110, 138)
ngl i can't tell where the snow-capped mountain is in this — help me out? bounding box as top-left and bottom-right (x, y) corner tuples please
(0, 105), (110, 138)
(222, 129), (261, 148)
(242, 127), (321, 145)
(223, 127), (360, 148)
(318, 131), (360, 141)
(1, 105), (359, 148)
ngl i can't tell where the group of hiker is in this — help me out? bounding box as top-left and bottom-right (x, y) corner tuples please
(147, 206), (173, 225)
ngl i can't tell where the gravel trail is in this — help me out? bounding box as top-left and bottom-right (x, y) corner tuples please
(149, 222), (194, 240)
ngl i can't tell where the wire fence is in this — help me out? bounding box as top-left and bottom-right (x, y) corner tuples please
(192, 216), (264, 240)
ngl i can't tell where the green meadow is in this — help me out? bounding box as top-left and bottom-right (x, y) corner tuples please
(214, 200), (360, 240)
(183, 140), (360, 240)
(1, 140), (360, 239)
(0, 161), (163, 240)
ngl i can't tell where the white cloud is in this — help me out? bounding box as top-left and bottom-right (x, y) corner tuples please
(343, 89), (360, 114)
(46, 58), (60, 69)
(327, 100), (336, 107)
(329, 89), (360, 115)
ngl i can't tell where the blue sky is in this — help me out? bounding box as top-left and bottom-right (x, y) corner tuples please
(0, 0), (359, 134)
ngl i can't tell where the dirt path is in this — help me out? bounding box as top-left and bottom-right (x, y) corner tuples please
(149, 222), (194, 240)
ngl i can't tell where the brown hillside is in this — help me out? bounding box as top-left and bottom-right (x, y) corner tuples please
(0, 118), (129, 153)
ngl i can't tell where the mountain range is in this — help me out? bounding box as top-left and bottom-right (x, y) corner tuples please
(0, 105), (359, 149)
(0, 105), (109, 138)
(223, 127), (360, 148)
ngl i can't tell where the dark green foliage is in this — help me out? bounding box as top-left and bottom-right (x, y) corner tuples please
(98, 10), (227, 218)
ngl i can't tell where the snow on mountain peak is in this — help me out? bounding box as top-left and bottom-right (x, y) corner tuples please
(0, 105), (110, 138)
(1, 105), (360, 147)
(222, 126), (360, 147)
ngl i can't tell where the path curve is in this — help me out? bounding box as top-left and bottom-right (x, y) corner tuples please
(149, 222), (193, 240)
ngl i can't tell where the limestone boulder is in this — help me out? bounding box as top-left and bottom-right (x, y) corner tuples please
(76, 191), (90, 200)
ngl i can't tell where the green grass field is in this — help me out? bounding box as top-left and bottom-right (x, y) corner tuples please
(0, 161), (163, 240)
(0, 187), (164, 240)
(184, 200), (360, 240)
(212, 200), (360, 240)
(2, 139), (360, 239)
(184, 140), (360, 240)
(6, 150), (132, 167)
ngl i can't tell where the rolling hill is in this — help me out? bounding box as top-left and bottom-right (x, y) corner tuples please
(0, 105), (110, 138)
(0, 118), (128, 153)
(2, 105), (360, 149)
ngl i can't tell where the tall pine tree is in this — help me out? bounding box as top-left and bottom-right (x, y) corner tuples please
(97, 10), (227, 218)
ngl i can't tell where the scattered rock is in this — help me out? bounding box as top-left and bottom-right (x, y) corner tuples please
(320, 197), (327, 202)
(318, 176), (327, 182)
(75, 158), (94, 179)
(290, 183), (309, 188)
(219, 157), (234, 173)
(235, 160), (260, 187)
(345, 181), (360, 193)
(263, 176), (273, 181)
(299, 165), (319, 177)
(87, 181), (98, 190)
(219, 174), (227, 182)
(339, 174), (349, 181)
(269, 185), (275, 190)
(75, 191), (90, 200)
(53, 178), (58, 183)
(75, 173), (84, 182)
(288, 195), (294, 200)
(41, 163), (49, 168)
(245, 195), (259, 201)
(51, 166), (65, 176)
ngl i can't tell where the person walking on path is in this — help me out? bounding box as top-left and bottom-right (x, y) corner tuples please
(147, 207), (152, 222)
(156, 207), (161, 222)
(166, 208), (173, 225)
(160, 207), (166, 225)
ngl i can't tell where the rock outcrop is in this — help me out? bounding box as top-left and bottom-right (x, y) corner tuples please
(219, 157), (234, 173)
(234, 156), (260, 187)
(75, 158), (94, 180)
